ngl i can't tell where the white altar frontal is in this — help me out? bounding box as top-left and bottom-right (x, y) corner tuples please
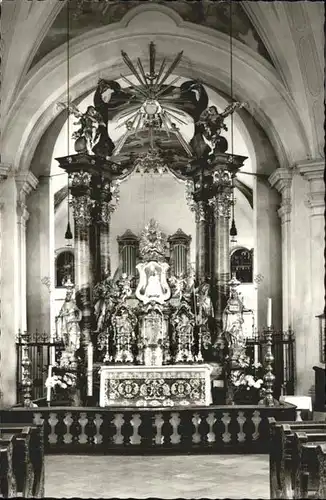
(99, 364), (213, 407)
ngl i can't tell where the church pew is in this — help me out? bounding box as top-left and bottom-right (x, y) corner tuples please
(0, 424), (44, 498)
(268, 418), (326, 499)
(0, 435), (17, 498)
(0, 427), (33, 497)
(292, 432), (326, 499)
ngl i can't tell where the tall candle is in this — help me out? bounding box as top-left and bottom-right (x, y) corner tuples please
(267, 297), (272, 328)
(87, 342), (93, 397)
(46, 365), (52, 403)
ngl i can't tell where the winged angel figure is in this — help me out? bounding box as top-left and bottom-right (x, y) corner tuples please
(57, 102), (105, 154)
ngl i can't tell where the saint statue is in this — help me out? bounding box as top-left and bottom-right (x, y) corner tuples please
(56, 287), (82, 353)
(196, 282), (214, 326)
(222, 276), (245, 359)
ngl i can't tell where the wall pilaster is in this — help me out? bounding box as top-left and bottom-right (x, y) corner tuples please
(269, 168), (293, 330)
(294, 159), (325, 394)
(15, 172), (38, 332)
(0, 166), (19, 407)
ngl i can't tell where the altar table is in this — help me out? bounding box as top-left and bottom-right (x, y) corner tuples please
(99, 364), (213, 407)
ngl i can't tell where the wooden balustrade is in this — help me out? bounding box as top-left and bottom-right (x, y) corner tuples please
(1, 403), (295, 455)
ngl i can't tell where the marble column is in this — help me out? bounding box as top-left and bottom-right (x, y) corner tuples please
(15, 172), (39, 332)
(70, 172), (94, 345)
(211, 191), (232, 328)
(269, 168), (293, 330)
(0, 165), (19, 407)
(194, 200), (207, 284)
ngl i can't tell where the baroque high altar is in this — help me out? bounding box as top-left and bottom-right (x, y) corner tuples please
(56, 43), (247, 407)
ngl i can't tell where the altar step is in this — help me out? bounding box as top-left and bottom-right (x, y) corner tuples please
(1, 403), (296, 455)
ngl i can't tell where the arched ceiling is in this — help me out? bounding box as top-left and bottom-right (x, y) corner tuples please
(29, 0), (274, 71)
(1, 1), (321, 174)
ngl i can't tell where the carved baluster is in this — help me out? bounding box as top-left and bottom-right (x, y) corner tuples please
(63, 412), (73, 444)
(93, 413), (103, 445)
(221, 412), (231, 443)
(192, 413), (201, 444)
(78, 412), (88, 444)
(169, 412), (181, 445)
(48, 412), (59, 445)
(236, 411), (246, 443)
(206, 412), (216, 443)
(251, 410), (262, 441)
(112, 413), (124, 445)
(153, 413), (164, 445)
(130, 413), (141, 445)
(21, 332), (33, 407)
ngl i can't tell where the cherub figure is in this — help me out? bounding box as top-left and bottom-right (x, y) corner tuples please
(57, 102), (105, 154)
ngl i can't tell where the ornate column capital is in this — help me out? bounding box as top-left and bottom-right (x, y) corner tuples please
(296, 159), (325, 216)
(0, 163), (13, 183)
(209, 192), (232, 218)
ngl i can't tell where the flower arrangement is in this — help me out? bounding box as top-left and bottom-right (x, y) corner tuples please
(45, 349), (80, 404)
(45, 372), (77, 391)
(228, 353), (266, 403)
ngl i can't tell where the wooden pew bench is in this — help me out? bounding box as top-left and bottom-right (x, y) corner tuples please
(0, 434), (17, 498)
(268, 418), (326, 499)
(292, 432), (326, 499)
(0, 424), (44, 498)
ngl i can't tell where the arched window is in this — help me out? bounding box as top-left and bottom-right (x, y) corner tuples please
(55, 250), (75, 287)
(230, 248), (253, 283)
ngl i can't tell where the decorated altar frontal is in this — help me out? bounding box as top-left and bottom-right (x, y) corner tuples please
(99, 364), (213, 407)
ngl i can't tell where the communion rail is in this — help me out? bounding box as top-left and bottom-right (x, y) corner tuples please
(0, 403), (296, 454)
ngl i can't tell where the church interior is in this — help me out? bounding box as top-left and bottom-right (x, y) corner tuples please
(0, 1), (325, 498)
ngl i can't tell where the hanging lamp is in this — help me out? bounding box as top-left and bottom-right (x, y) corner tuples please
(64, 1), (73, 249)
(228, 0), (238, 243)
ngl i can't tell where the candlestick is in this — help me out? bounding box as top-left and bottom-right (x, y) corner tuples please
(87, 342), (93, 396)
(46, 365), (52, 404)
(267, 297), (272, 328)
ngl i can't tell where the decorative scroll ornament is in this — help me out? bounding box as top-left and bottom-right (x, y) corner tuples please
(134, 149), (167, 175)
(212, 168), (232, 189)
(139, 219), (168, 262)
(70, 171), (92, 189)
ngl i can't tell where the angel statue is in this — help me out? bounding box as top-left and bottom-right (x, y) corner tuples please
(191, 101), (246, 157)
(56, 285), (82, 353)
(57, 102), (105, 154)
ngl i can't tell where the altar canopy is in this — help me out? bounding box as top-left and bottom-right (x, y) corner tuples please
(55, 42), (248, 407)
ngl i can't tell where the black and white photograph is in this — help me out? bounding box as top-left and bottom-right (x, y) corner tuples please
(0, 0), (324, 498)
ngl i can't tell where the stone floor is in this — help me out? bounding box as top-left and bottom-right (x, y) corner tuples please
(45, 454), (270, 499)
